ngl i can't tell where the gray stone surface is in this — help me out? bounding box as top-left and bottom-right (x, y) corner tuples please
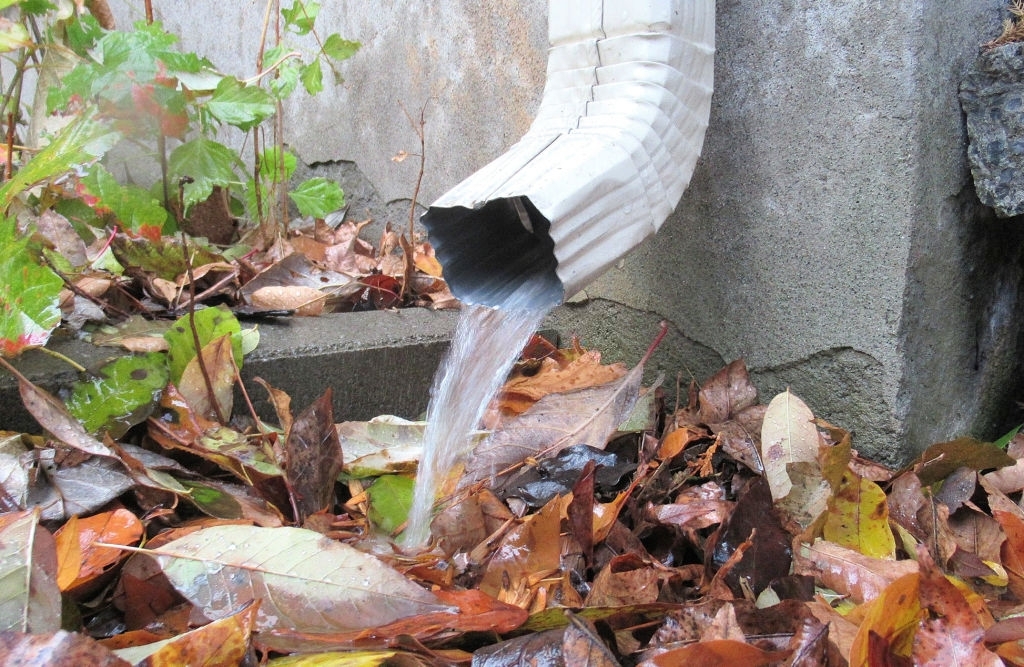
(88, 1), (1024, 464)
(961, 43), (1024, 218)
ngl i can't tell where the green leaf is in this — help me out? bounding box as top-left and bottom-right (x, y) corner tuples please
(995, 425), (1022, 450)
(300, 59), (323, 96)
(289, 178), (345, 219)
(258, 146), (297, 184)
(366, 475), (415, 535)
(322, 34), (360, 61)
(270, 57), (301, 99)
(283, 1), (319, 35)
(81, 165), (169, 232)
(168, 138), (242, 209)
(109, 235), (223, 281)
(0, 18), (31, 52)
(0, 222), (63, 357)
(206, 77), (276, 131)
(65, 353), (170, 438)
(0, 111), (120, 212)
(164, 306), (244, 383)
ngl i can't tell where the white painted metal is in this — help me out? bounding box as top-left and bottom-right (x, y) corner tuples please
(421, 0), (715, 308)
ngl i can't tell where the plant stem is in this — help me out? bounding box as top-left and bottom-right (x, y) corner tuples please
(34, 347), (87, 373)
(180, 232), (228, 424)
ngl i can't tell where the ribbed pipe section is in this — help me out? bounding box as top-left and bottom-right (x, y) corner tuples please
(421, 0), (715, 308)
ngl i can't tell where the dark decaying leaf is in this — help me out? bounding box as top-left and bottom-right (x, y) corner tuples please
(707, 476), (792, 598)
(282, 388), (343, 523)
(697, 359), (759, 424)
(496, 444), (635, 510)
(562, 611), (621, 667)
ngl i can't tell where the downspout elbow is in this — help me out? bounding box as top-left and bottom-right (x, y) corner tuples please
(421, 0), (715, 309)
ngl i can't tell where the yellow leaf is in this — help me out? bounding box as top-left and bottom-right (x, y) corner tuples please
(850, 573), (923, 666)
(823, 470), (896, 559)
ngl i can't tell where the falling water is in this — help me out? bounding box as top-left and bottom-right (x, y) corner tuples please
(403, 299), (549, 547)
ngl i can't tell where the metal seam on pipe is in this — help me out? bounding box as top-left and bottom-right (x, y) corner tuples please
(421, 0), (715, 308)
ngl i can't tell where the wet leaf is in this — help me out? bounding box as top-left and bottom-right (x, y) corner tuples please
(642, 639), (789, 667)
(697, 359), (759, 424)
(463, 359), (648, 489)
(177, 334), (236, 420)
(283, 389), (343, 522)
(0, 221), (63, 356)
(65, 353), (169, 438)
(912, 549), (1001, 666)
(708, 477), (792, 597)
(110, 234), (225, 282)
(794, 539), (918, 605)
(149, 525), (451, 633)
(760, 390), (820, 500)
(0, 630), (130, 667)
(562, 612), (621, 666)
(53, 508), (143, 597)
(480, 495), (563, 604)
(17, 378), (116, 457)
(366, 474), (414, 535)
(48, 453), (135, 518)
(823, 470), (896, 559)
(164, 306), (244, 384)
(115, 600), (257, 666)
(177, 478), (285, 526)
(498, 349), (627, 415)
(0, 510), (61, 633)
(249, 285), (325, 316)
(336, 415), (433, 477)
(850, 572), (921, 665)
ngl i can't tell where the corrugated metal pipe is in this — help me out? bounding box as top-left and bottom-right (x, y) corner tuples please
(420, 0), (715, 309)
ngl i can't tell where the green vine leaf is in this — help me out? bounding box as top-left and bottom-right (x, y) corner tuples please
(0, 222), (63, 357)
(206, 77), (276, 131)
(65, 353), (170, 438)
(289, 178), (345, 219)
(300, 59), (323, 96)
(283, 1), (319, 35)
(169, 137), (243, 209)
(323, 34), (360, 61)
(81, 165), (169, 233)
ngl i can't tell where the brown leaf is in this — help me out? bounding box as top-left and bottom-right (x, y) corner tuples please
(912, 549), (1002, 666)
(137, 601), (257, 667)
(984, 432), (1024, 494)
(463, 360), (647, 489)
(707, 477), (792, 598)
(562, 612), (621, 667)
(912, 437), (1014, 487)
(479, 495), (562, 605)
(177, 334), (236, 421)
(0, 630), (130, 666)
(641, 639), (789, 667)
(697, 359), (759, 424)
(567, 460), (596, 567)
(498, 350), (627, 415)
(794, 540), (918, 605)
(587, 554), (664, 607)
(18, 379), (116, 458)
(248, 285), (325, 316)
(283, 388), (343, 522)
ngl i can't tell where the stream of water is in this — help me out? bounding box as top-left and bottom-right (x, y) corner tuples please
(403, 300), (549, 547)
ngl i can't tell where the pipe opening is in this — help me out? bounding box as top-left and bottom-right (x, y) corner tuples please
(421, 196), (562, 309)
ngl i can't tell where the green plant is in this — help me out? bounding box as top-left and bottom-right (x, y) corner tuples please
(0, 0), (359, 357)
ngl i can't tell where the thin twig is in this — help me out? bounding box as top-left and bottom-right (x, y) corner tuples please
(41, 254), (134, 320)
(398, 100), (427, 301)
(180, 232), (228, 424)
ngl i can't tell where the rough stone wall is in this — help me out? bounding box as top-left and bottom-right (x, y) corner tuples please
(99, 0), (1024, 463)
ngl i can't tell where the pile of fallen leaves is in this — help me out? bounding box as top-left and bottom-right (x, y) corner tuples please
(38, 211), (454, 353)
(3, 324), (1024, 665)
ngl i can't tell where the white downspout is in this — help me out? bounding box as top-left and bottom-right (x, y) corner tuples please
(420, 0), (715, 308)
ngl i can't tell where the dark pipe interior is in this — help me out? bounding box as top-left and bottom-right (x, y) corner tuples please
(420, 197), (562, 309)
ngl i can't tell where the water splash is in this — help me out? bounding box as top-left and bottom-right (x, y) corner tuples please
(403, 301), (549, 547)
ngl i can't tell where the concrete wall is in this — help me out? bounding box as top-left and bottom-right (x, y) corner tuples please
(103, 1), (1024, 464)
